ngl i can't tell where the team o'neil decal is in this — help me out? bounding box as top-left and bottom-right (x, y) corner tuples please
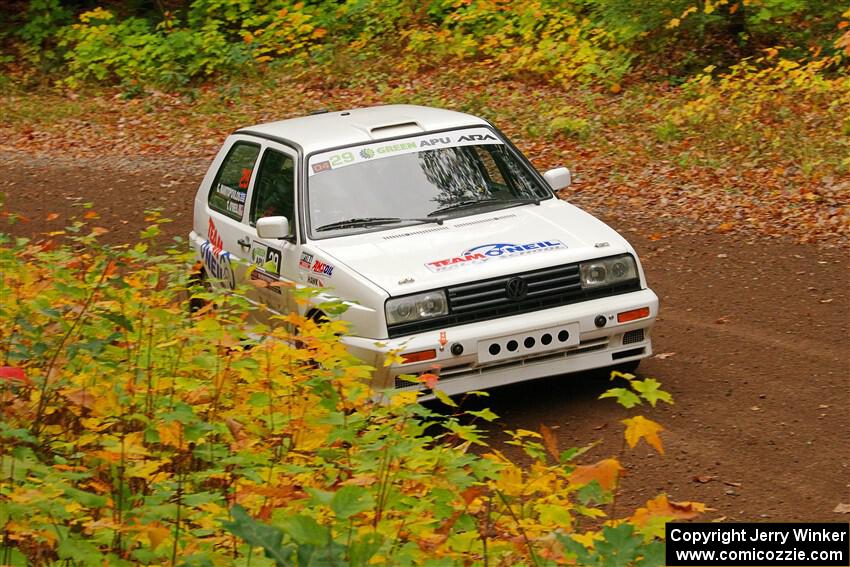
(425, 240), (566, 272)
(201, 218), (235, 289)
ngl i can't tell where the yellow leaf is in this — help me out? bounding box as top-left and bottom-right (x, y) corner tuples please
(157, 421), (183, 448)
(622, 415), (665, 455)
(145, 522), (170, 550)
(569, 458), (623, 490)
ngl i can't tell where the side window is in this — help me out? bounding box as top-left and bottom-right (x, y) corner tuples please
(208, 142), (260, 220)
(473, 146), (508, 186)
(249, 149), (296, 230)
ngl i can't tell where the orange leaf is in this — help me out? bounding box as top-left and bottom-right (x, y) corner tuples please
(65, 388), (97, 410)
(157, 421), (183, 448)
(622, 415), (665, 455)
(569, 458), (623, 490)
(91, 226), (109, 236)
(631, 494), (706, 526)
(419, 373), (439, 389)
(539, 423), (559, 461)
(46, 213), (60, 221)
(716, 221), (735, 233)
(84, 211), (99, 219)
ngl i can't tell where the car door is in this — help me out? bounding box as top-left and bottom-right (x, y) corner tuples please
(243, 143), (300, 317)
(203, 137), (261, 292)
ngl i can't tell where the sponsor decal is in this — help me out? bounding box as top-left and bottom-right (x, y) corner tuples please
(311, 259), (334, 277)
(312, 160), (331, 174)
(457, 133), (497, 142)
(306, 275), (325, 288)
(208, 218), (224, 253)
(308, 127), (503, 176)
(299, 252), (314, 270)
(200, 241), (235, 289)
(425, 240), (566, 272)
(250, 270), (281, 294)
(252, 242), (281, 275)
(239, 168), (252, 189)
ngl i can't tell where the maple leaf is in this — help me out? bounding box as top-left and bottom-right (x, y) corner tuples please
(0, 366), (32, 386)
(631, 378), (673, 407)
(631, 494), (706, 527)
(539, 423), (559, 461)
(622, 415), (665, 455)
(145, 522), (170, 550)
(419, 372), (439, 389)
(569, 458), (623, 490)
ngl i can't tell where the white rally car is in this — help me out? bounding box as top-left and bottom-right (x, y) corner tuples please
(191, 105), (658, 396)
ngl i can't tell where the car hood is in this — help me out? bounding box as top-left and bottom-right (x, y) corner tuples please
(310, 200), (633, 296)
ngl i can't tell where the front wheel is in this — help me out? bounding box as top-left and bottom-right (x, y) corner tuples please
(610, 359), (640, 375)
(188, 268), (210, 314)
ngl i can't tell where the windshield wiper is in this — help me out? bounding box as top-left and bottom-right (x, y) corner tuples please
(428, 197), (540, 217)
(315, 216), (443, 232)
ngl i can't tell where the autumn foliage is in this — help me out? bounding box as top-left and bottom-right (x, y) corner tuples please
(0, 219), (702, 565)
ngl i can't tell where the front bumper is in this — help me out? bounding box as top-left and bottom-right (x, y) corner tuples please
(342, 288), (658, 398)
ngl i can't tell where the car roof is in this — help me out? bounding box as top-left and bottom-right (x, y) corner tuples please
(236, 104), (490, 154)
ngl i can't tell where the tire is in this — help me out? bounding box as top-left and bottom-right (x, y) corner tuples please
(611, 359), (640, 375)
(188, 269), (210, 314)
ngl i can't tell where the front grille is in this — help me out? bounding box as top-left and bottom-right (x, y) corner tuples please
(387, 262), (641, 338)
(622, 328), (645, 345)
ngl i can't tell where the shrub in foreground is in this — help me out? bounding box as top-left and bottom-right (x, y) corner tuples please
(0, 220), (702, 565)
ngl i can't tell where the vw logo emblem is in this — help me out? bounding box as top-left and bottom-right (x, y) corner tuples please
(505, 277), (528, 300)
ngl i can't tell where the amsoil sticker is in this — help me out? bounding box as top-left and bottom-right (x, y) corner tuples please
(311, 259), (334, 277)
(425, 240), (566, 272)
(308, 127), (503, 176)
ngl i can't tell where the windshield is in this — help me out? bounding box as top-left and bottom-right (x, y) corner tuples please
(306, 127), (551, 237)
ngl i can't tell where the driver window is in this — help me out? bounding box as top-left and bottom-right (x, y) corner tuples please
(250, 149), (295, 230)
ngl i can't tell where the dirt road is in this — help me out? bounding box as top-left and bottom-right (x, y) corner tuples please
(2, 150), (847, 523)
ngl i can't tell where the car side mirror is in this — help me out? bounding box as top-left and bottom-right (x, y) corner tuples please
(256, 216), (291, 239)
(543, 167), (571, 191)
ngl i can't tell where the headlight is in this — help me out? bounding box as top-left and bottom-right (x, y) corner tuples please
(386, 291), (448, 326)
(579, 254), (637, 288)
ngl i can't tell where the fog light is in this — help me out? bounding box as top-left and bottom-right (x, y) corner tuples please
(401, 349), (437, 364)
(450, 343), (464, 356)
(594, 315), (607, 328)
(617, 307), (650, 323)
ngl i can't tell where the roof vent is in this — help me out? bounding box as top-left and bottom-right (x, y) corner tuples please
(369, 122), (423, 138)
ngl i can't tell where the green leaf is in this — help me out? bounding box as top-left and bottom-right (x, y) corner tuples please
(349, 533), (384, 566)
(64, 487), (107, 509)
(222, 505), (292, 567)
(631, 378), (673, 407)
(596, 524), (641, 567)
(330, 485), (373, 519)
(281, 515), (329, 546)
(57, 538), (104, 564)
(599, 387), (641, 408)
(434, 388), (457, 407)
(635, 540), (666, 567)
(466, 408), (499, 421)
